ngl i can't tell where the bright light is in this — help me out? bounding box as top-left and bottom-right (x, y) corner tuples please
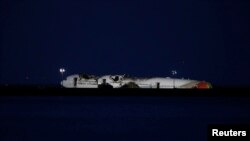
(59, 68), (66, 86)
(59, 68), (65, 73)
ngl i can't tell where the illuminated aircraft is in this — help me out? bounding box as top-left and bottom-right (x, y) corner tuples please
(61, 74), (212, 89)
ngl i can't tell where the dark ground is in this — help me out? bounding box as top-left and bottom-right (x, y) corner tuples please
(0, 87), (250, 141)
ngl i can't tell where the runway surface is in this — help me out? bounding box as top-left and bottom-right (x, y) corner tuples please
(0, 88), (249, 141)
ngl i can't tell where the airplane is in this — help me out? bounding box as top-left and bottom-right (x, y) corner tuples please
(61, 74), (212, 89)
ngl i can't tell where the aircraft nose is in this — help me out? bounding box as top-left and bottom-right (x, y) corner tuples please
(196, 81), (212, 89)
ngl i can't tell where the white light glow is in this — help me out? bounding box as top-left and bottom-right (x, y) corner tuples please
(59, 68), (65, 73)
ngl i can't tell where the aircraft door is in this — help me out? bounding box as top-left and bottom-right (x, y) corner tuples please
(156, 82), (160, 89)
(73, 77), (77, 87)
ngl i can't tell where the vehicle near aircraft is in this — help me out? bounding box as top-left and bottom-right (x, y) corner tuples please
(61, 74), (212, 89)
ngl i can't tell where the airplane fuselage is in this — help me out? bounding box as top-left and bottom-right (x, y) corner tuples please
(61, 74), (212, 89)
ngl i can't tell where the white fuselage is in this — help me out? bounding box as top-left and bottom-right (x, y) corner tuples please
(61, 74), (201, 88)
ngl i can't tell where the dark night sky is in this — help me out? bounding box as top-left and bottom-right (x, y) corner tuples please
(1, 0), (250, 86)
